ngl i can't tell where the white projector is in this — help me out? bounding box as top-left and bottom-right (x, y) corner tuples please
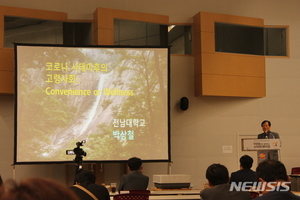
(153, 174), (191, 189)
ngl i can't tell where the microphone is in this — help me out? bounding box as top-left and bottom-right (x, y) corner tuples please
(264, 131), (268, 139)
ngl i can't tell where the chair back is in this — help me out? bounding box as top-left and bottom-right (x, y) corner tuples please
(129, 190), (150, 194)
(250, 191), (259, 199)
(291, 167), (300, 174)
(114, 193), (149, 200)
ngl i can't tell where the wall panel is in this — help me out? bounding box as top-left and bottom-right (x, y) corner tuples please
(202, 74), (265, 97)
(0, 71), (14, 94)
(193, 11), (266, 97)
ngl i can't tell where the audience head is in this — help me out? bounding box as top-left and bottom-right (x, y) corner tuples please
(1, 177), (79, 200)
(0, 175), (4, 197)
(240, 155), (253, 169)
(128, 157), (143, 171)
(206, 163), (229, 186)
(256, 160), (288, 182)
(74, 170), (96, 187)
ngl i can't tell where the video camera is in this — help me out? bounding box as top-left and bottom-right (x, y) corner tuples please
(66, 140), (87, 157)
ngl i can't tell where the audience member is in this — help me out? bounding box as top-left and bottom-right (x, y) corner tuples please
(230, 155), (257, 187)
(1, 177), (80, 200)
(200, 163), (251, 200)
(255, 160), (300, 199)
(0, 175), (4, 197)
(70, 169), (110, 200)
(118, 157), (149, 193)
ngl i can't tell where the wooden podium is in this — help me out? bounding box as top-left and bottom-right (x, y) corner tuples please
(242, 139), (281, 163)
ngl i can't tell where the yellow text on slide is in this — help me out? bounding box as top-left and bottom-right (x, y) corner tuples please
(103, 88), (134, 96)
(45, 87), (135, 96)
(45, 87), (92, 96)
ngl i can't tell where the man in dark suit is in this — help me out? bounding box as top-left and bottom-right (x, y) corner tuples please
(230, 155), (256, 187)
(118, 157), (149, 193)
(255, 160), (300, 200)
(200, 163), (251, 200)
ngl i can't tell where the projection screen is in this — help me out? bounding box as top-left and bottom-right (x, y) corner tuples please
(14, 44), (170, 164)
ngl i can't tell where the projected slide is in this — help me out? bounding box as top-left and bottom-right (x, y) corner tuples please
(15, 44), (169, 163)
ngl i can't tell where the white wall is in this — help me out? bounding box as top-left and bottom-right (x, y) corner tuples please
(1, 0), (300, 190)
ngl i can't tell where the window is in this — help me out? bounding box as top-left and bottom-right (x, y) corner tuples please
(215, 22), (287, 56)
(264, 27), (287, 56)
(168, 25), (192, 55)
(4, 16), (92, 47)
(4, 16), (63, 48)
(114, 19), (192, 55)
